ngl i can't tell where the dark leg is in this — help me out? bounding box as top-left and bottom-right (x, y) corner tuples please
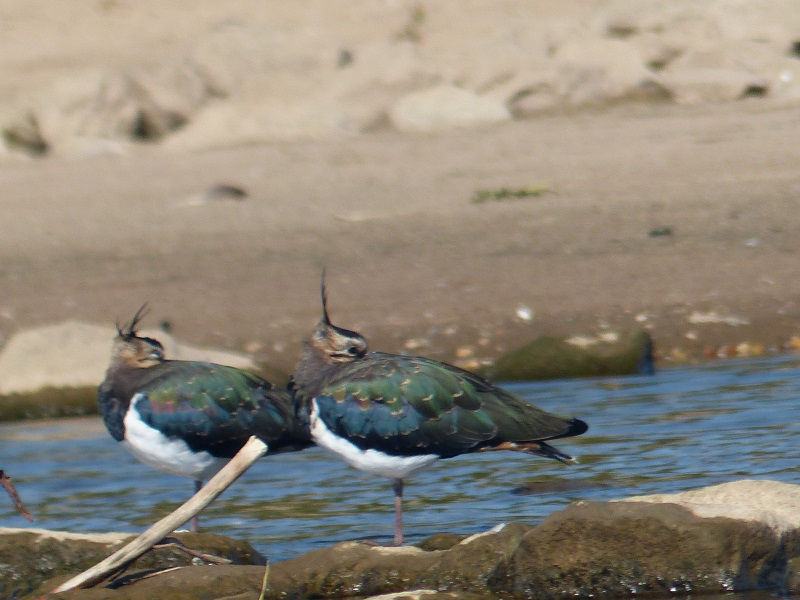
(190, 480), (203, 533)
(392, 478), (404, 546)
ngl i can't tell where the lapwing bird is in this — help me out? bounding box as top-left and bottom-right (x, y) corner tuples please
(98, 305), (310, 532)
(289, 276), (589, 546)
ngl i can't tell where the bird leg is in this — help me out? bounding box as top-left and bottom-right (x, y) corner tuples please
(0, 470), (33, 522)
(392, 478), (404, 546)
(189, 480), (203, 532)
(49, 436), (268, 594)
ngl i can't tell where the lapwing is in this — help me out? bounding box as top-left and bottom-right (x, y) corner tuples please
(289, 276), (588, 545)
(98, 305), (310, 532)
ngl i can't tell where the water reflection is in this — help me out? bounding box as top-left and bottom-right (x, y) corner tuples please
(2, 354), (800, 561)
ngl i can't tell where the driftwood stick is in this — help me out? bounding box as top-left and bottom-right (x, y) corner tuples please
(48, 436), (268, 594)
(0, 470), (33, 522)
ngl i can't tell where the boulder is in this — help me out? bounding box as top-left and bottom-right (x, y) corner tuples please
(551, 36), (667, 106)
(620, 479), (800, 535)
(160, 96), (359, 151)
(1, 62), (216, 156)
(30, 480), (800, 599)
(389, 85), (511, 132)
(478, 330), (654, 382)
(0, 528), (263, 599)
(657, 40), (774, 103)
(495, 500), (787, 598)
(0, 321), (257, 421)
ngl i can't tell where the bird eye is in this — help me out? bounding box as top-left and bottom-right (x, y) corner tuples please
(347, 345), (360, 355)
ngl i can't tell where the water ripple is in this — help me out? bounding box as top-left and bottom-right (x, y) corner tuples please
(2, 354), (800, 561)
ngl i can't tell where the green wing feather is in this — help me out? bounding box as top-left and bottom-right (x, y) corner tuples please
(311, 352), (585, 457)
(133, 361), (306, 457)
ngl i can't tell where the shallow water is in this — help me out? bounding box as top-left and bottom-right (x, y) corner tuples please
(2, 354), (800, 564)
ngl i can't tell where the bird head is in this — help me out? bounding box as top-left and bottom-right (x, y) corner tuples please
(112, 304), (165, 368)
(307, 272), (368, 365)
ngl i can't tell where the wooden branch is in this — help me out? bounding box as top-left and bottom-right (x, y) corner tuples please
(153, 537), (232, 564)
(48, 436), (268, 594)
(0, 470), (33, 522)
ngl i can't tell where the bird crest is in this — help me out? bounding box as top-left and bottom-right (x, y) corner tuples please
(311, 271), (368, 364)
(116, 303), (150, 341)
(113, 303), (165, 367)
(321, 269), (332, 327)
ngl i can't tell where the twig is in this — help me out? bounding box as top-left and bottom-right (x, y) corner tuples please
(153, 537), (232, 564)
(109, 566), (184, 587)
(47, 436), (268, 595)
(258, 558), (271, 600)
(0, 470), (34, 522)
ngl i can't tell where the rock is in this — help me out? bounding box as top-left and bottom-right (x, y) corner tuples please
(1, 528), (263, 599)
(187, 22), (332, 98)
(709, 0), (800, 51)
(0, 321), (257, 421)
(161, 95), (360, 151)
(551, 36), (668, 106)
(328, 41), (442, 132)
(621, 479), (800, 535)
(658, 40), (774, 103)
(389, 85), (511, 132)
(589, 0), (712, 41)
(0, 322), (113, 397)
(494, 499), (789, 598)
(29, 480), (800, 599)
(478, 330), (654, 382)
(5, 1), (800, 154)
(483, 68), (562, 117)
(1, 63), (216, 156)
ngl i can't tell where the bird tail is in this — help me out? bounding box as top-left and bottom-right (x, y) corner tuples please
(478, 440), (578, 464)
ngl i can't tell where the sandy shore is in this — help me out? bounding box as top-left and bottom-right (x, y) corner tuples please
(1, 99), (799, 376)
(1, 0), (799, 377)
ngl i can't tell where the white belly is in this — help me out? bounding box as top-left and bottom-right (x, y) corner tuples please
(122, 393), (229, 482)
(310, 399), (439, 480)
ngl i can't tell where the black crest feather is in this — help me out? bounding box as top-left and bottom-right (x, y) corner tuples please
(320, 269), (331, 325)
(117, 304), (149, 339)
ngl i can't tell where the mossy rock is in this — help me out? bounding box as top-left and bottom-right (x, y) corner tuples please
(15, 484), (800, 599)
(0, 529), (263, 599)
(491, 502), (789, 598)
(0, 387), (98, 422)
(479, 330), (654, 382)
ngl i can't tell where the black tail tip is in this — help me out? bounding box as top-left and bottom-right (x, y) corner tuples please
(570, 418), (589, 437)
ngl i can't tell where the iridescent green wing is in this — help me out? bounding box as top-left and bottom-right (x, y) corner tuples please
(314, 352), (585, 457)
(312, 353), (495, 457)
(134, 361), (298, 457)
(446, 361), (589, 443)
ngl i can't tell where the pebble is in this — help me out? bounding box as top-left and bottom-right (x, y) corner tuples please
(404, 338), (430, 350)
(687, 311), (750, 326)
(515, 306), (534, 322)
(598, 331), (619, 343)
(244, 341), (263, 353)
(455, 346), (474, 358)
